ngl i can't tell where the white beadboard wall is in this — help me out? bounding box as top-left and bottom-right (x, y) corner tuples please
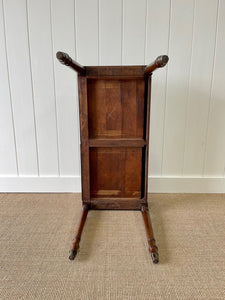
(0, 0), (225, 193)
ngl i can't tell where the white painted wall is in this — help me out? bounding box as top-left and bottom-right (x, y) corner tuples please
(0, 0), (225, 192)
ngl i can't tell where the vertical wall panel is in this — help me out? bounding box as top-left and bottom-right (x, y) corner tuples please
(0, 0), (17, 175)
(27, 0), (59, 176)
(183, 0), (218, 175)
(99, 0), (122, 65)
(204, 0), (225, 177)
(123, 0), (146, 65)
(75, 0), (99, 66)
(162, 0), (195, 175)
(1, 0), (225, 192)
(3, 0), (38, 175)
(146, 0), (170, 176)
(51, 0), (80, 176)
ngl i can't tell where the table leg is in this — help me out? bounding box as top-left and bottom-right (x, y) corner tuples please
(141, 204), (159, 264)
(69, 204), (89, 260)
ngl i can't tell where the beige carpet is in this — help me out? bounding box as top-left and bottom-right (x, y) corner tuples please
(0, 193), (224, 300)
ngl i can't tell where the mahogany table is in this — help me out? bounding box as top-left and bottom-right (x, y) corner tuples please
(56, 52), (168, 263)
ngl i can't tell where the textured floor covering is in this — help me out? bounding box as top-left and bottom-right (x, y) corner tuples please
(0, 193), (224, 300)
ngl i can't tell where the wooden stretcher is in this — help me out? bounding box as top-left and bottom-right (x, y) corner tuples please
(56, 51), (169, 263)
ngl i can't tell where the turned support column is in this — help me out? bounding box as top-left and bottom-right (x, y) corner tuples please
(141, 204), (159, 264)
(69, 204), (89, 260)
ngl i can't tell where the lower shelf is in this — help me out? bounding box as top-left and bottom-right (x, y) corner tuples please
(90, 147), (144, 199)
(88, 197), (146, 210)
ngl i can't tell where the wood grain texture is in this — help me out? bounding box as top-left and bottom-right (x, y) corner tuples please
(90, 198), (144, 210)
(86, 66), (145, 77)
(87, 79), (145, 138)
(88, 139), (146, 147)
(78, 76), (90, 203)
(90, 147), (143, 199)
(74, 64), (159, 209)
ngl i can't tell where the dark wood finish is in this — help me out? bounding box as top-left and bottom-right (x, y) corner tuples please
(57, 51), (168, 263)
(90, 147), (142, 199)
(144, 76), (152, 202)
(87, 79), (145, 139)
(86, 66), (145, 77)
(69, 204), (89, 260)
(56, 51), (86, 75)
(89, 138), (146, 147)
(91, 198), (145, 210)
(78, 77), (90, 204)
(144, 55), (169, 75)
(141, 205), (159, 264)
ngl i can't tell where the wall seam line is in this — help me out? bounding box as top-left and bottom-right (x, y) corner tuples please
(1, 0), (19, 176)
(25, 0), (40, 176)
(49, 0), (60, 176)
(98, 0), (100, 65)
(161, 0), (172, 176)
(121, 0), (123, 65)
(182, 0), (196, 176)
(74, 0), (81, 176)
(74, 0), (78, 59)
(144, 0), (148, 65)
(202, 0), (220, 177)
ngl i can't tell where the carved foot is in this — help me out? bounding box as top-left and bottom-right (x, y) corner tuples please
(69, 236), (80, 260)
(148, 238), (159, 263)
(69, 249), (78, 260)
(151, 251), (159, 264)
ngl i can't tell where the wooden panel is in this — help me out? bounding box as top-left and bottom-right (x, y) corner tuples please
(3, 0), (38, 175)
(89, 139), (146, 147)
(51, 0), (80, 176)
(90, 148), (143, 199)
(0, 1), (17, 175)
(144, 77), (151, 200)
(90, 198), (142, 210)
(27, 0), (59, 175)
(86, 66), (145, 77)
(204, 0), (225, 176)
(99, 0), (122, 65)
(75, 0), (99, 66)
(78, 76), (90, 202)
(87, 79), (145, 138)
(123, 0), (146, 64)
(162, 0), (195, 175)
(121, 80), (138, 137)
(146, 0), (170, 176)
(183, 0), (218, 175)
